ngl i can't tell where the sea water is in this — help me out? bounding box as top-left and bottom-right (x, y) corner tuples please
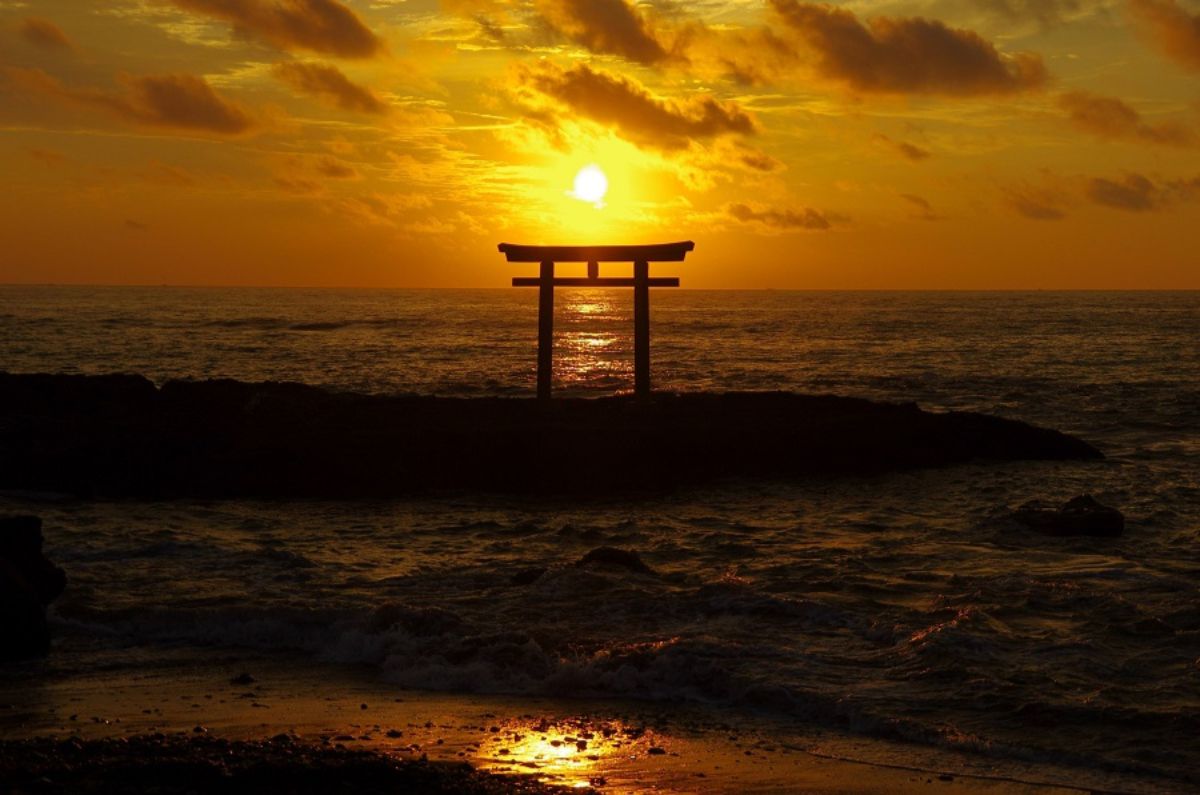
(1, 287), (1198, 784)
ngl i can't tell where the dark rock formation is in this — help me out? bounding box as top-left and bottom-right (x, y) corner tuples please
(0, 372), (1103, 498)
(0, 514), (67, 660)
(574, 547), (655, 575)
(509, 567), (547, 586)
(1011, 495), (1125, 537)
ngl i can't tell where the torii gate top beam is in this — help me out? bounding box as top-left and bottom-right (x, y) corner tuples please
(498, 241), (694, 263)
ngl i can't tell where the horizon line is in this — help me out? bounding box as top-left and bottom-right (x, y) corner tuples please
(2, 282), (1199, 293)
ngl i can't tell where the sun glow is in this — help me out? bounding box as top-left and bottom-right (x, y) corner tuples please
(571, 165), (608, 206)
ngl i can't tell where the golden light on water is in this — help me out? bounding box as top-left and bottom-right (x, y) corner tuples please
(474, 717), (650, 790)
(556, 291), (628, 390)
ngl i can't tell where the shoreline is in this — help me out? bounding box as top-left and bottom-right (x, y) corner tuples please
(0, 646), (1159, 794)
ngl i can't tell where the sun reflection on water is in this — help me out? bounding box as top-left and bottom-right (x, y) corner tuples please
(473, 716), (657, 789)
(555, 290), (635, 393)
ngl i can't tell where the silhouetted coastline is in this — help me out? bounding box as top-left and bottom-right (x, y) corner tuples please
(0, 372), (1100, 498)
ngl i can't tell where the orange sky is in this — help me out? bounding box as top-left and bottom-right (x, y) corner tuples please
(1, 0), (1198, 288)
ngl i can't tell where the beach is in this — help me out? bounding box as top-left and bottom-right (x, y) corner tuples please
(2, 650), (1102, 794)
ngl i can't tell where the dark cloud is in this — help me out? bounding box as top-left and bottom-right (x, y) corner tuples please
(1129, 0), (1200, 71)
(116, 73), (255, 133)
(272, 61), (386, 114)
(769, 0), (1047, 95)
(18, 17), (72, 49)
(737, 148), (785, 172)
(125, 219), (149, 230)
(275, 175), (322, 193)
(900, 193), (942, 220)
(726, 202), (844, 231)
(1004, 184), (1067, 220)
(515, 62), (756, 150)
(535, 0), (669, 64)
(4, 67), (255, 135)
(1058, 90), (1196, 146)
(171, 0), (383, 58)
(1080, 172), (1200, 213)
(874, 134), (931, 161)
(1083, 171), (1200, 212)
(1086, 173), (1159, 211)
(314, 155), (357, 178)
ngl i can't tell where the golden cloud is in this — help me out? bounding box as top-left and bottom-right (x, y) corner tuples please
(512, 61), (756, 151)
(272, 61), (386, 114)
(534, 0), (670, 64)
(1058, 90), (1196, 146)
(1128, 0), (1200, 71)
(1085, 172), (1200, 211)
(171, 0), (383, 58)
(770, 0), (1047, 95)
(874, 134), (932, 162)
(4, 67), (255, 135)
(726, 202), (845, 231)
(18, 17), (72, 50)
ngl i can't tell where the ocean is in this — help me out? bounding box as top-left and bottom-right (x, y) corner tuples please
(2, 287), (1198, 788)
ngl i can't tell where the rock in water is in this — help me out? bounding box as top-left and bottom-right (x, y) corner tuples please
(0, 515), (67, 660)
(509, 567), (547, 586)
(574, 547), (656, 575)
(1011, 495), (1125, 537)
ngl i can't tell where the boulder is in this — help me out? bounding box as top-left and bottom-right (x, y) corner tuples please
(0, 515), (67, 661)
(1010, 495), (1125, 537)
(574, 547), (655, 575)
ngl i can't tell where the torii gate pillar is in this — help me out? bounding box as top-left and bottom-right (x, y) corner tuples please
(498, 242), (695, 400)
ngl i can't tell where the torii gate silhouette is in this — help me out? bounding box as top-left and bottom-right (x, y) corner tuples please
(498, 241), (694, 400)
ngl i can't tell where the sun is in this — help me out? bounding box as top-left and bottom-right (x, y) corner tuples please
(571, 164), (608, 206)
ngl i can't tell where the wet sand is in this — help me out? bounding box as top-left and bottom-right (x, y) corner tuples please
(0, 652), (1130, 794)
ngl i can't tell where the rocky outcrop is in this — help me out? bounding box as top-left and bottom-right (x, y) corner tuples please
(1010, 495), (1125, 537)
(0, 372), (1104, 498)
(574, 547), (656, 575)
(0, 514), (67, 660)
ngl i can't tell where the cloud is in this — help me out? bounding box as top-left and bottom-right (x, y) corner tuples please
(272, 61), (386, 114)
(275, 175), (322, 194)
(314, 155), (357, 178)
(535, 0), (670, 64)
(726, 201), (845, 231)
(736, 147), (785, 172)
(1082, 172), (1200, 212)
(171, 0), (383, 58)
(1086, 173), (1159, 210)
(18, 17), (72, 50)
(769, 0), (1047, 95)
(874, 134), (932, 161)
(512, 62), (756, 150)
(4, 67), (255, 135)
(900, 193), (942, 220)
(1004, 182), (1067, 219)
(1058, 90), (1196, 146)
(1128, 0), (1200, 71)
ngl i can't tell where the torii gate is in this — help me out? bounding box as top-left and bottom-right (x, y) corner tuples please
(498, 241), (694, 400)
